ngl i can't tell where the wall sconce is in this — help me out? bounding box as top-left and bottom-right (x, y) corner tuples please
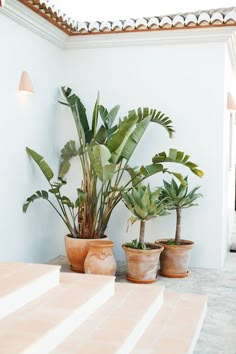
(18, 71), (34, 94)
(227, 92), (236, 110)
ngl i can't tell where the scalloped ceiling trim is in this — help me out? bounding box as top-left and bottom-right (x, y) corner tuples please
(19, 1), (236, 36)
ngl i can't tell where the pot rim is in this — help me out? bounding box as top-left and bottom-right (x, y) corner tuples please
(65, 234), (108, 240)
(155, 238), (194, 249)
(122, 242), (164, 253)
(88, 240), (114, 247)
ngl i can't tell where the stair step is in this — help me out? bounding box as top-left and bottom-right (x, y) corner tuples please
(0, 273), (115, 354)
(52, 283), (164, 354)
(132, 290), (208, 354)
(0, 262), (60, 320)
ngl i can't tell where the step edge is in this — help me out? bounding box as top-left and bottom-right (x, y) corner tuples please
(0, 269), (60, 320)
(187, 302), (208, 354)
(117, 287), (164, 354)
(24, 280), (115, 354)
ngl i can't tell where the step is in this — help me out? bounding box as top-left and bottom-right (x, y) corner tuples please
(0, 273), (115, 354)
(0, 262), (60, 320)
(132, 290), (208, 354)
(52, 283), (164, 354)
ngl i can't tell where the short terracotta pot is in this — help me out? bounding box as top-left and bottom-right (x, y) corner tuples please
(122, 243), (164, 284)
(84, 240), (117, 276)
(64, 235), (108, 273)
(155, 239), (194, 278)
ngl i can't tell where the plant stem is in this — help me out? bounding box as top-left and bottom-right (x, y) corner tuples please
(175, 207), (181, 245)
(139, 220), (145, 244)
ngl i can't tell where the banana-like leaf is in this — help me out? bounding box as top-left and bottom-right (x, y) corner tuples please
(92, 92), (100, 137)
(119, 116), (151, 162)
(60, 196), (74, 208)
(99, 105), (120, 129)
(61, 87), (91, 144)
(107, 112), (138, 163)
(125, 166), (143, 187)
(105, 105), (120, 129)
(140, 163), (165, 177)
(26, 147), (54, 182)
(23, 190), (49, 213)
(99, 105), (108, 124)
(137, 107), (175, 138)
(59, 140), (80, 178)
(88, 144), (116, 182)
(152, 149), (204, 177)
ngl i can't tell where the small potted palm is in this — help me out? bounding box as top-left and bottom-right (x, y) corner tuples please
(156, 176), (202, 278)
(122, 184), (167, 283)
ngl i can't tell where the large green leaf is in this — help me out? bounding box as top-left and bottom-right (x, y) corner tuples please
(99, 105), (120, 129)
(119, 116), (151, 161)
(23, 190), (49, 212)
(107, 112), (138, 163)
(59, 140), (80, 178)
(152, 149), (204, 177)
(61, 87), (91, 144)
(125, 166), (143, 187)
(137, 107), (175, 138)
(105, 105), (120, 129)
(89, 144), (116, 182)
(140, 163), (165, 177)
(92, 92), (100, 137)
(26, 147), (54, 182)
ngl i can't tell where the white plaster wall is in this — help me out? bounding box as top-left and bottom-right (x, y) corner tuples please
(63, 39), (226, 269)
(222, 49), (236, 261)
(0, 13), (65, 262)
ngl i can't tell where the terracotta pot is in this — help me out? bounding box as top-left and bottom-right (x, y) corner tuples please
(122, 243), (164, 284)
(84, 240), (117, 276)
(64, 235), (108, 273)
(156, 239), (194, 278)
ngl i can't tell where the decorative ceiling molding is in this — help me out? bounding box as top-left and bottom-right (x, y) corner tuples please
(65, 26), (236, 50)
(2, 0), (236, 69)
(227, 31), (236, 70)
(18, 0), (236, 36)
(1, 0), (67, 48)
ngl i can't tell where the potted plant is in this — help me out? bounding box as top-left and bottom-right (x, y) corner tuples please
(24, 87), (203, 273)
(156, 176), (202, 278)
(122, 184), (167, 283)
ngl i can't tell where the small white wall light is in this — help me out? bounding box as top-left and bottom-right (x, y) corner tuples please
(18, 71), (34, 94)
(0, 0), (5, 7)
(227, 92), (236, 110)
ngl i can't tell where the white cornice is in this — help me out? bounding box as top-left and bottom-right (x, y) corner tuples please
(64, 26), (236, 70)
(1, 0), (67, 48)
(1, 1), (236, 69)
(227, 31), (236, 70)
(64, 26), (236, 50)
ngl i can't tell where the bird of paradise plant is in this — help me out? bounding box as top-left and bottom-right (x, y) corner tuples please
(23, 87), (203, 239)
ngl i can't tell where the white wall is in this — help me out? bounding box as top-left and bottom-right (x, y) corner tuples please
(0, 6), (234, 270)
(222, 49), (236, 261)
(0, 12), (65, 262)
(63, 38), (227, 269)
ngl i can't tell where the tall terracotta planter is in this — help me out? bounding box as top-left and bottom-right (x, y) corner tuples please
(64, 235), (107, 273)
(84, 240), (117, 276)
(156, 239), (194, 278)
(122, 243), (164, 284)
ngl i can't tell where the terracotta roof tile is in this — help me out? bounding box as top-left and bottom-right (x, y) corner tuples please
(19, 1), (236, 36)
